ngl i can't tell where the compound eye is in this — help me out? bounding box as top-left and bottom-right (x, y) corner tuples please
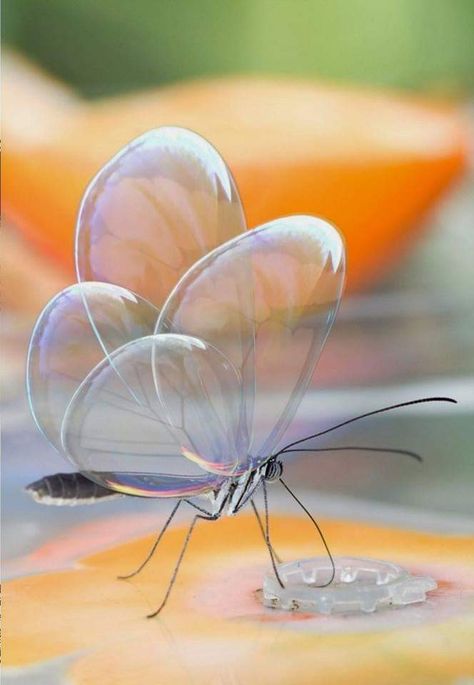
(265, 460), (282, 482)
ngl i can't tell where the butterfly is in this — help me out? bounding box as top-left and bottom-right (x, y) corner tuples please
(26, 127), (455, 617)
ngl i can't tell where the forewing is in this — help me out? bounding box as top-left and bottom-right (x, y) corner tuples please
(76, 127), (246, 308)
(27, 282), (159, 451)
(158, 216), (345, 463)
(61, 334), (247, 497)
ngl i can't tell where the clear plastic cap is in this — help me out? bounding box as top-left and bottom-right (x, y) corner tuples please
(262, 556), (437, 614)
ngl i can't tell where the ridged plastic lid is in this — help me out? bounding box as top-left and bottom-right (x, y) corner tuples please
(262, 557), (437, 614)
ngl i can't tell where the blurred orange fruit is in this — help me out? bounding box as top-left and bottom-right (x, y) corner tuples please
(3, 53), (468, 290)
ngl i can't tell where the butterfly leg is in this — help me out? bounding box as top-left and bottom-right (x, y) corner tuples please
(279, 477), (335, 587)
(250, 499), (282, 564)
(261, 481), (285, 588)
(184, 499), (214, 516)
(117, 500), (182, 580)
(147, 511), (217, 618)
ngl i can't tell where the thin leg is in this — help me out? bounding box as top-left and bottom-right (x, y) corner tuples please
(279, 477), (335, 587)
(261, 481), (284, 588)
(147, 512), (216, 618)
(118, 500), (181, 580)
(184, 499), (214, 516)
(251, 499), (282, 564)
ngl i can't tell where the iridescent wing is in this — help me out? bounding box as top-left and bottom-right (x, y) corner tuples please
(76, 127), (246, 309)
(27, 281), (159, 451)
(157, 216), (345, 465)
(61, 335), (247, 497)
(29, 126), (249, 498)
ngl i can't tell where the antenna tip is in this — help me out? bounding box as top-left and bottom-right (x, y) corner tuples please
(427, 397), (457, 404)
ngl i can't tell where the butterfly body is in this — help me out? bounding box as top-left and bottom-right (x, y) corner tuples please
(26, 459), (282, 518)
(25, 471), (122, 506)
(207, 458), (283, 517)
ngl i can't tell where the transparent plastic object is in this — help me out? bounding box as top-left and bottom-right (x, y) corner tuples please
(262, 557), (437, 614)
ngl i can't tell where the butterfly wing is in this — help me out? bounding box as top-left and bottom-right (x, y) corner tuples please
(61, 334), (247, 497)
(76, 127), (246, 309)
(29, 127), (248, 496)
(157, 216), (345, 464)
(27, 282), (159, 451)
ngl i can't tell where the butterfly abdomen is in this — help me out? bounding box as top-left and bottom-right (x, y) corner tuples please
(25, 472), (121, 505)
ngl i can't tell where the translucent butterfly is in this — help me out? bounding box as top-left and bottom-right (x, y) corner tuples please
(26, 127), (454, 616)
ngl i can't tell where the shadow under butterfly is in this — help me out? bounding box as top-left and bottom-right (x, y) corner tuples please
(25, 127), (455, 617)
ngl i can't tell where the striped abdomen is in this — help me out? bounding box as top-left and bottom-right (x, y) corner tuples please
(25, 472), (121, 506)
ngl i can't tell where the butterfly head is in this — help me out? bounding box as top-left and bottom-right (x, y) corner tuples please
(263, 458), (283, 483)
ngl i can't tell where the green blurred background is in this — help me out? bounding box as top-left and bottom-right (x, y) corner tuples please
(4, 0), (474, 97)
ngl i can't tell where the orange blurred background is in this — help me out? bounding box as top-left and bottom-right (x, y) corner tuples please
(3, 0), (474, 317)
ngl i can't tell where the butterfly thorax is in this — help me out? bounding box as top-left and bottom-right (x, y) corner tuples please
(208, 458), (283, 517)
